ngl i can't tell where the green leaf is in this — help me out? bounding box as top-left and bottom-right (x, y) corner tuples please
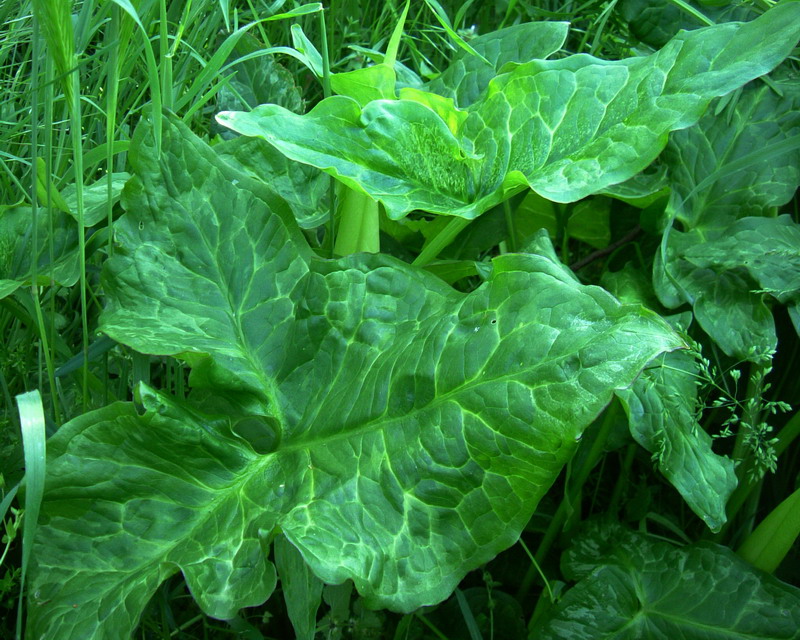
(422, 0), (490, 66)
(61, 172), (130, 227)
(275, 534), (324, 640)
(655, 77), (800, 359)
(0, 204), (80, 299)
(217, 4), (800, 220)
(331, 64), (397, 106)
(213, 32), (305, 118)
(603, 271), (735, 530)
(28, 114), (683, 637)
(662, 79), (800, 230)
(214, 135), (329, 229)
(535, 521), (800, 639)
(28, 398), (278, 639)
(620, 0), (757, 48)
(616, 350), (736, 531)
(16, 389), (47, 639)
(290, 23), (323, 78)
(425, 21), (569, 107)
(657, 215), (800, 360)
(517, 193), (611, 249)
(329, 1), (408, 107)
(738, 487), (800, 575)
(598, 165), (669, 209)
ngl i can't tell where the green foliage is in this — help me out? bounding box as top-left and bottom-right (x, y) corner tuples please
(536, 520), (800, 639)
(0, 205), (81, 299)
(217, 4), (800, 220)
(2, 1), (799, 638)
(28, 114), (682, 636)
(655, 78), (800, 361)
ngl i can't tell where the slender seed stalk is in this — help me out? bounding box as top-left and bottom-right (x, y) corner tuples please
(317, 7), (336, 258)
(518, 402), (620, 603)
(29, 15), (61, 424)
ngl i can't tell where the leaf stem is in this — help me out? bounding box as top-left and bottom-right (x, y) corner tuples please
(503, 199), (517, 253)
(413, 216), (470, 266)
(517, 401), (620, 603)
(318, 7), (337, 258)
(333, 188), (380, 255)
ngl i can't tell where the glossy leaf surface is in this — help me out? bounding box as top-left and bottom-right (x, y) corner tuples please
(28, 115), (683, 638)
(425, 21), (569, 107)
(616, 350), (736, 532)
(536, 521), (800, 639)
(655, 79), (800, 359)
(217, 4), (800, 220)
(215, 135), (329, 229)
(604, 274), (737, 532)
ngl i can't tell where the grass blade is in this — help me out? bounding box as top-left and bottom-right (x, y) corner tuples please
(14, 390), (47, 640)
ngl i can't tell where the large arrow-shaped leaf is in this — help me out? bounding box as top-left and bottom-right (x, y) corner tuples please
(655, 77), (800, 360)
(424, 21), (569, 108)
(536, 520), (800, 639)
(603, 271), (737, 532)
(0, 203), (80, 299)
(29, 114), (683, 638)
(217, 3), (800, 220)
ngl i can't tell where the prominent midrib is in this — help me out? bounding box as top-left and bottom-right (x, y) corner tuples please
(269, 317), (665, 458)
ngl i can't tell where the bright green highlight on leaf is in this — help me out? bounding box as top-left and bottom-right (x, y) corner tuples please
(28, 114), (683, 638)
(217, 3), (800, 220)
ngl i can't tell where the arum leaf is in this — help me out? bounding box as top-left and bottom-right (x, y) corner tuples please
(425, 21), (569, 107)
(214, 135), (329, 229)
(217, 4), (800, 220)
(62, 172), (129, 227)
(517, 193), (611, 249)
(275, 535), (324, 640)
(214, 32), (304, 116)
(28, 397), (278, 639)
(620, 0), (757, 48)
(616, 350), (736, 532)
(654, 78), (800, 359)
(604, 270), (735, 531)
(331, 64), (397, 106)
(28, 114), (683, 638)
(657, 215), (800, 360)
(329, 1), (408, 107)
(535, 521), (800, 639)
(663, 78), (800, 230)
(0, 203), (80, 299)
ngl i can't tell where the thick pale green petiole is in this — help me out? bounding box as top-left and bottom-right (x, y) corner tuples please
(333, 185), (380, 256)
